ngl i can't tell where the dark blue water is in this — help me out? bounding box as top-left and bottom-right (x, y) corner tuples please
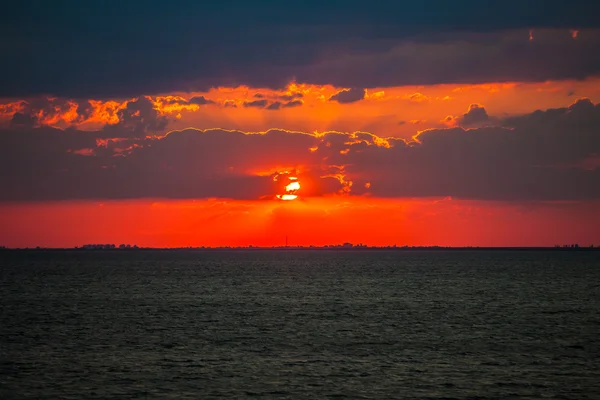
(1, 250), (600, 399)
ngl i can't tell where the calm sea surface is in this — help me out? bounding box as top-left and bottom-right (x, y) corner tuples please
(1, 250), (599, 399)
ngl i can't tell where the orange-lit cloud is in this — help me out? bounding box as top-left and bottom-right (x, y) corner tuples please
(3, 78), (600, 139)
(404, 92), (431, 103)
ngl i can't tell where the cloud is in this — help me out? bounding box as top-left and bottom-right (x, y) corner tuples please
(3, 1), (600, 99)
(1, 91), (305, 132)
(10, 112), (37, 128)
(283, 100), (303, 108)
(440, 104), (496, 128)
(404, 93), (431, 103)
(243, 99), (269, 108)
(189, 96), (215, 105)
(461, 103), (491, 126)
(0, 100), (25, 116)
(266, 100), (304, 110)
(297, 29), (600, 90)
(0, 99), (599, 202)
(329, 88), (366, 103)
(241, 97), (303, 110)
(104, 97), (169, 137)
(278, 93), (303, 101)
(75, 100), (94, 123)
(4, 98), (79, 128)
(0, 96), (181, 131)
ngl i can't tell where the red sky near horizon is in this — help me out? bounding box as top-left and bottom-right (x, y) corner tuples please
(2, 21), (600, 247)
(1, 198), (599, 248)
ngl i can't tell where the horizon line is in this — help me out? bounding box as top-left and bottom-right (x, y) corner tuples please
(1, 245), (598, 251)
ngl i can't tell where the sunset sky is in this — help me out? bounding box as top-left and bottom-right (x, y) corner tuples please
(1, 1), (600, 247)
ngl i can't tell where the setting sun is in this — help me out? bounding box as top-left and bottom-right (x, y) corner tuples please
(276, 176), (301, 200)
(286, 180), (300, 192)
(277, 194), (298, 201)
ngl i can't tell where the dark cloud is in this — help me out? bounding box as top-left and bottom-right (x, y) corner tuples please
(243, 98), (300, 110)
(10, 112), (37, 128)
(189, 96), (214, 105)
(461, 104), (490, 126)
(283, 100), (303, 108)
(331, 99), (600, 200)
(3, 1), (600, 98)
(329, 88), (366, 104)
(499, 98), (600, 166)
(243, 99), (268, 108)
(1, 100), (599, 201)
(0, 127), (331, 200)
(75, 100), (94, 123)
(158, 95), (214, 106)
(278, 93), (303, 101)
(266, 100), (303, 110)
(104, 97), (169, 138)
(301, 29), (600, 90)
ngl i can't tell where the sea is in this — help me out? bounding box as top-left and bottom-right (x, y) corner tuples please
(1, 249), (599, 399)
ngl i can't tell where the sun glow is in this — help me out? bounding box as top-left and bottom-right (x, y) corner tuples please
(277, 194), (298, 201)
(286, 181), (300, 191)
(276, 176), (300, 200)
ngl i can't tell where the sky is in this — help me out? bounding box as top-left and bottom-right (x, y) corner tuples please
(1, 0), (600, 247)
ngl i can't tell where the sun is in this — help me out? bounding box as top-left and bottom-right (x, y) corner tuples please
(276, 175), (300, 200)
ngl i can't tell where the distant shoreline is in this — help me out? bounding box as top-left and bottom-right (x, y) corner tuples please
(1, 247), (598, 252)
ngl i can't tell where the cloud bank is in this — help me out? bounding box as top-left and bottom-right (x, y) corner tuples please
(2, 1), (600, 97)
(1, 99), (599, 202)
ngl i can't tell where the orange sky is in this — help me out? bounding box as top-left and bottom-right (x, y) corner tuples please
(1, 198), (599, 248)
(2, 78), (600, 248)
(4, 78), (600, 139)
